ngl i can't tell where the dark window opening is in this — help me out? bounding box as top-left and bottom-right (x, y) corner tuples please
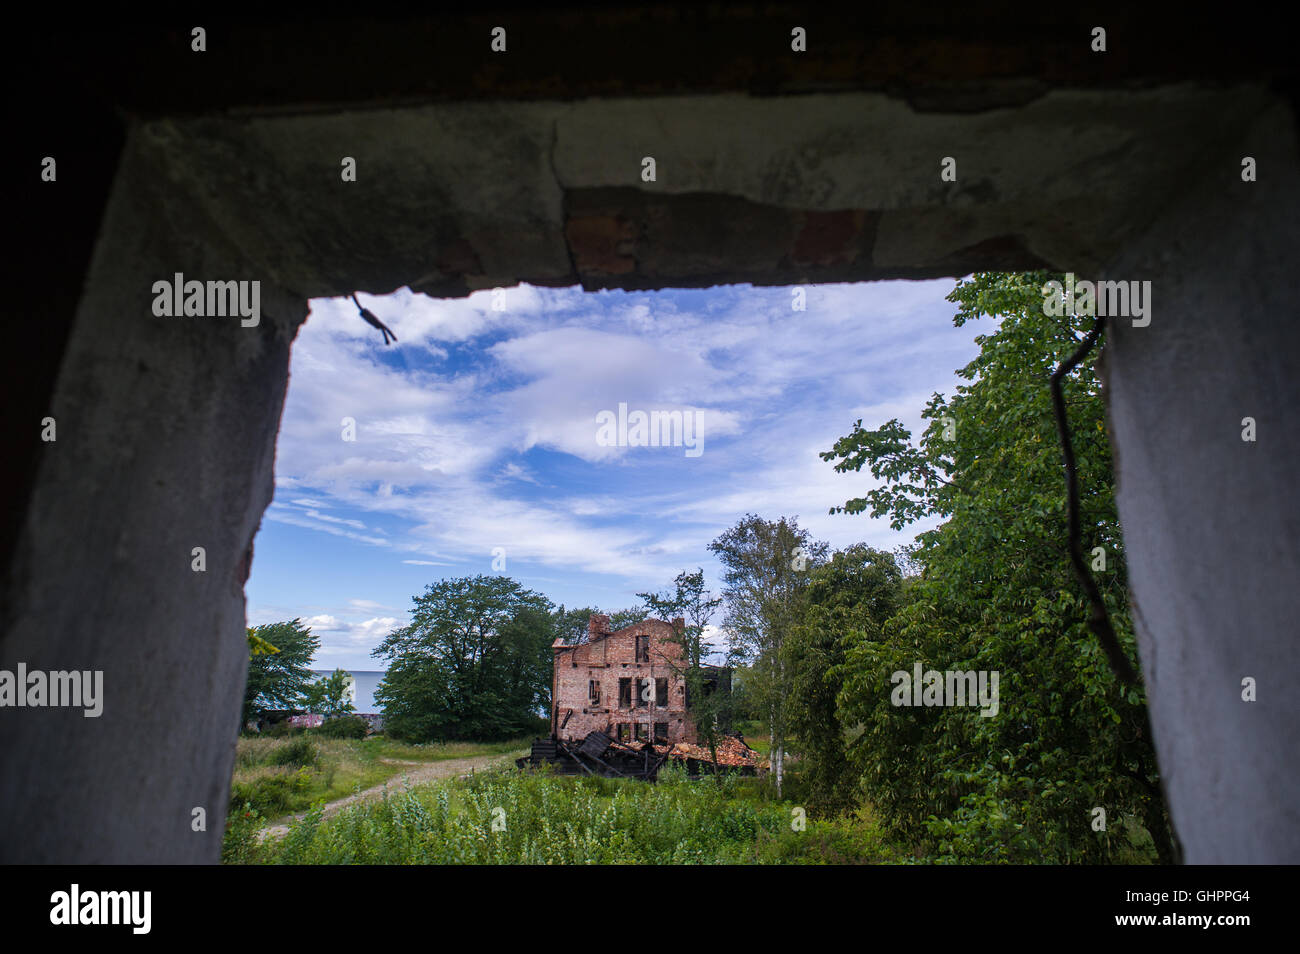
(685, 667), (732, 710)
(617, 723), (631, 742)
(655, 677), (668, 706)
(635, 677), (649, 708)
(589, 679), (601, 705)
(635, 723), (649, 741)
(636, 635), (649, 662)
(618, 677), (632, 709)
(654, 722), (668, 741)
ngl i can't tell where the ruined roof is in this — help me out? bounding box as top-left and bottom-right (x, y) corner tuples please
(667, 736), (764, 769)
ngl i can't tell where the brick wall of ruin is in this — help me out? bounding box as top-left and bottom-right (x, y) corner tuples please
(552, 616), (694, 744)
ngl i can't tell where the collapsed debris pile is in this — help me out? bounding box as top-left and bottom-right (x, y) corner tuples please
(667, 735), (764, 770)
(518, 730), (763, 780)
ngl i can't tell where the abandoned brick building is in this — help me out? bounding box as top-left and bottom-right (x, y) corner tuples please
(551, 613), (727, 745)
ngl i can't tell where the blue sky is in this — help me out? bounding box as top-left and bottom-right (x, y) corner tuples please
(246, 279), (984, 670)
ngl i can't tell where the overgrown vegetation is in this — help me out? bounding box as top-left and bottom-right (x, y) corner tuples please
(816, 271), (1172, 862)
(229, 765), (903, 865)
(314, 714), (369, 739)
(710, 516), (827, 798)
(227, 734), (530, 822)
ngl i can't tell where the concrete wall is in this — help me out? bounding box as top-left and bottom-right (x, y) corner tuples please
(0, 129), (308, 863)
(1102, 101), (1300, 863)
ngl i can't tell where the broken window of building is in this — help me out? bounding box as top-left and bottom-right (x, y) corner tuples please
(654, 722), (668, 741)
(617, 723), (631, 742)
(687, 668), (726, 708)
(635, 677), (649, 708)
(618, 677), (632, 709)
(589, 679), (601, 705)
(635, 723), (649, 741)
(656, 677), (668, 706)
(635, 635), (649, 662)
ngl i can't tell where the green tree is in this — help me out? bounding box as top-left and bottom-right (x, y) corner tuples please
(247, 631), (280, 657)
(552, 605), (599, 645)
(638, 569), (728, 778)
(709, 515), (827, 796)
(783, 544), (902, 815)
(822, 271), (1173, 862)
(551, 605), (644, 641)
(372, 575), (554, 741)
(606, 607), (646, 631)
(243, 619), (320, 727)
(303, 668), (357, 718)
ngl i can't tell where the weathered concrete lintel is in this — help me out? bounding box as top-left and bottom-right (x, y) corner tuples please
(140, 85), (1273, 302)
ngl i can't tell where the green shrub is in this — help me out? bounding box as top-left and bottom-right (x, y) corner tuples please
(222, 801), (266, 864)
(315, 715), (369, 739)
(269, 737), (318, 768)
(230, 766), (314, 817)
(825, 272), (1173, 863)
(263, 721), (307, 738)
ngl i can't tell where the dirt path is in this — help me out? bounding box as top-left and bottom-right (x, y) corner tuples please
(259, 750), (525, 841)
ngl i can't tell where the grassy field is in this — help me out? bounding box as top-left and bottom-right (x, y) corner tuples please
(225, 763), (907, 864)
(228, 734), (531, 823)
(223, 741), (1159, 864)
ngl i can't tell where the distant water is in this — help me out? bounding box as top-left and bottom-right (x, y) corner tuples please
(310, 669), (385, 714)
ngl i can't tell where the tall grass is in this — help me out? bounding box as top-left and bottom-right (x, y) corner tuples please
(228, 735), (529, 821)
(235, 765), (901, 865)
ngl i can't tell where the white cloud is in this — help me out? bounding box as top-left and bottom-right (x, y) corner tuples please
(349, 599), (393, 611)
(259, 279), (980, 597)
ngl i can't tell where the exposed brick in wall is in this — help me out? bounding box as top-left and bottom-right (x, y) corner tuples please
(551, 616), (694, 743)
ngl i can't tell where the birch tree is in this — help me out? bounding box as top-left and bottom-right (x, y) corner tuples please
(709, 516), (826, 796)
(638, 569), (726, 778)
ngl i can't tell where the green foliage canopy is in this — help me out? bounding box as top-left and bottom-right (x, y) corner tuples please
(303, 668), (357, 719)
(243, 619), (320, 726)
(783, 544), (902, 815)
(372, 575), (555, 742)
(822, 271), (1173, 862)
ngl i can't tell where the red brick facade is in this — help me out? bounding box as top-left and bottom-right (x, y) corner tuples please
(551, 614), (695, 744)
